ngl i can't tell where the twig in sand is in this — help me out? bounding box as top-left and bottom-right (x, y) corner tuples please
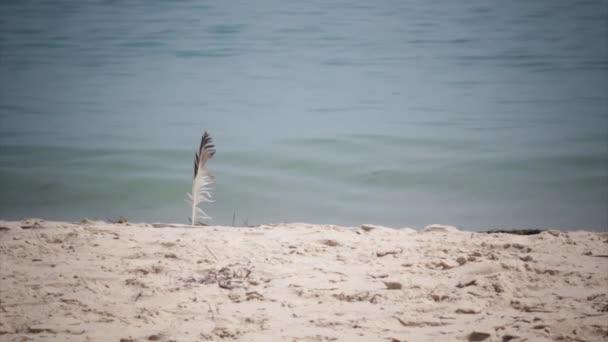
(134, 292), (142, 302)
(205, 245), (218, 262)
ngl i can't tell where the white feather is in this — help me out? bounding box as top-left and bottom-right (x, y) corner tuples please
(188, 131), (216, 225)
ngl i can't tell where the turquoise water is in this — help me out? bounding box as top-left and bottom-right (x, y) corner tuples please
(1, 0), (607, 230)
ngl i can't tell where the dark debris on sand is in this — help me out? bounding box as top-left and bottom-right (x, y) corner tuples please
(481, 229), (544, 235)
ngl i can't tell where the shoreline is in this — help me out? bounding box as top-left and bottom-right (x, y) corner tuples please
(8, 217), (604, 233)
(1, 219), (607, 341)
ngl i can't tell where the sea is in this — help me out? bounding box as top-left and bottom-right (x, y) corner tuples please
(1, 0), (606, 230)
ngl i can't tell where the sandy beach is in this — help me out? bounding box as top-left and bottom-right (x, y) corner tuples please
(0, 219), (606, 341)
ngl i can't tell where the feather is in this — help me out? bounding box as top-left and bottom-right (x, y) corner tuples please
(187, 130), (216, 225)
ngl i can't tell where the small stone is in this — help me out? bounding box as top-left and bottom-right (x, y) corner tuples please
(383, 281), (403, 290)
(320, 239), (339, 247)
(360, 224), (377, 232)
(456, 256), (467, 265)
(377, 249), (402, 257)
(492, 283), (504, 293)
(431, 294), (449, 302)
(468, 331), (491, 341)
(457, 279), (477, 288)
(520, 255), (533, 262)
(501, 335), (518, 342)
(456, 308), (480, 314)
(435, 260), (459, 270)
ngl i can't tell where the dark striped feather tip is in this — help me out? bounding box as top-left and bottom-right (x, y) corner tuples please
(194, 131), (216, 177)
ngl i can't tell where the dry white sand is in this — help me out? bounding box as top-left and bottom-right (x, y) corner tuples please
(0, 219), (607, 341)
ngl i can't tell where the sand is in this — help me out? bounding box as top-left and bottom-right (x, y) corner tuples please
(0, 219), (607, 342)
